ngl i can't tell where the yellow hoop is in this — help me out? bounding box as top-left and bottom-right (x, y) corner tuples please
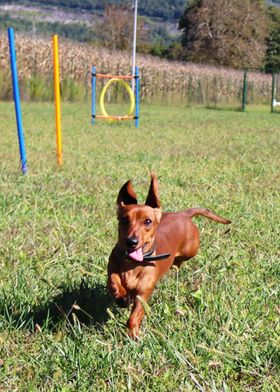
(99, 78), (135, 121)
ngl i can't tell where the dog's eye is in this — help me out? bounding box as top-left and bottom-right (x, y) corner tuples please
(120, 216), (129, 225)
(144, 218), (152, 226)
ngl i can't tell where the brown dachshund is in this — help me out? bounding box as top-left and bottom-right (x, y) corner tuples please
(107, 173), (231, 338)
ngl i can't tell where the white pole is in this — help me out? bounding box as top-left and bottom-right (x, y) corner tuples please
(132, 0), (138, 91)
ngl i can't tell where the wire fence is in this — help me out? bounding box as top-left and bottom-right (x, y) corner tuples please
(0, 33), (275, 110)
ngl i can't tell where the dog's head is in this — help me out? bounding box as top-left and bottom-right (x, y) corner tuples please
(117, 173), (162, 262)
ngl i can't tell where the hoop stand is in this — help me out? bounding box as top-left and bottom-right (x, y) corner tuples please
(91, 66), (140, 128)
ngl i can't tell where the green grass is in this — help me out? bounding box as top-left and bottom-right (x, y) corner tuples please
(0, 102), (279, 391)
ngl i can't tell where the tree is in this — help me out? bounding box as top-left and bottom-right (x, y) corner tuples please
(265, 5), (280, 72)
(97, 4), (146, 51)
(179, 0), (268, 69)
(97, 5), (134, 50)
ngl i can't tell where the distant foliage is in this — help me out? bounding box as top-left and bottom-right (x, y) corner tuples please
(97, 5), (138, 50)
(0, 13), (31, 32)
(0, 0), (186, 20)
(265, 5), (280, 72)
(0, 13), (96, 42)
(179, 0), (268, 69)
(2, 0), (280, 71)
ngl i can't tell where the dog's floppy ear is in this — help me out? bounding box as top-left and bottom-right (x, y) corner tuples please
(145, 172), (161, 208)
(117, 180), (138, 206)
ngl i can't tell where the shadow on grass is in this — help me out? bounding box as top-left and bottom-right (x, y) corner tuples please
(205, 105), (242, 112)
(2, 280), (114, 331)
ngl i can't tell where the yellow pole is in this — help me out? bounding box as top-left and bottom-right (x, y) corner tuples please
(53, 34), (62, 166)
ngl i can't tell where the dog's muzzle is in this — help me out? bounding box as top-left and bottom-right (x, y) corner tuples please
(126, 243), (170, 263)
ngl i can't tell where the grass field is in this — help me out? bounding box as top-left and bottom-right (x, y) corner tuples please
(0, 102), (279, 391)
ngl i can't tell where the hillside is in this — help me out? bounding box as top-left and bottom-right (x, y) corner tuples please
(0, 0), (279, 57)
(0, 0), (182, 47)
(0, 0), (186, 21)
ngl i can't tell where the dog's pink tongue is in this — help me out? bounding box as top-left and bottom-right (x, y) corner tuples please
(128, 247), (143, 262)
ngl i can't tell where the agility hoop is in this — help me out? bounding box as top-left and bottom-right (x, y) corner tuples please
(99, 78), (135, 121)
(91, 66), (140, 127)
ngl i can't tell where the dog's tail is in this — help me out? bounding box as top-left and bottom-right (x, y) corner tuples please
(186, 208), (231, 224)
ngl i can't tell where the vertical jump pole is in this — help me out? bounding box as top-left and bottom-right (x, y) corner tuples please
(91, 66), (96, 125)
(53, 34), (62, 166)
(8, 27), (28, 175)
(132, 0), (138, 92)
(135, 66), (139, 128)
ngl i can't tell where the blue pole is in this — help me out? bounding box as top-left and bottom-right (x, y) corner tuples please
(135, 66), (140, 128)
(8, 27), (28, 175)
(91, 66), (96, 125)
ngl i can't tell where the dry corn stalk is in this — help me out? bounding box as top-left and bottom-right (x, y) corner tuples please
(0, 33), (272, 105)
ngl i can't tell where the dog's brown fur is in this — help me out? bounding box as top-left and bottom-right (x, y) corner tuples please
(107, 173), (231, 338)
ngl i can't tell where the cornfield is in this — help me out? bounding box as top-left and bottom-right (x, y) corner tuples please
(0, 33), (273, 107)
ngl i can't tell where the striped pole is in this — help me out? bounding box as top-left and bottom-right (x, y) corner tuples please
(91, 66), (96, 125)
(135, 65), (140, 128)
(53, 34), (62, 166)
(8, 27), (28, 175)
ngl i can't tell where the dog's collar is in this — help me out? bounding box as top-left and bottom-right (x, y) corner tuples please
(143, 244), (170, 262)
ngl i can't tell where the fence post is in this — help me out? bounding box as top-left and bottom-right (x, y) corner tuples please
(271, 72), (275, 113)
(242, 69), (248, 112)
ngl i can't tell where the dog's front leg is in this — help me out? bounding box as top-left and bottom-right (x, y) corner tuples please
(127, 288), (153, 339)
(107, 256), (129, 307)
(108, 270), (133, 308)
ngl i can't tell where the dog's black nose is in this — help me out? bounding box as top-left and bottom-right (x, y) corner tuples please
(126, 236), (138, 249)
